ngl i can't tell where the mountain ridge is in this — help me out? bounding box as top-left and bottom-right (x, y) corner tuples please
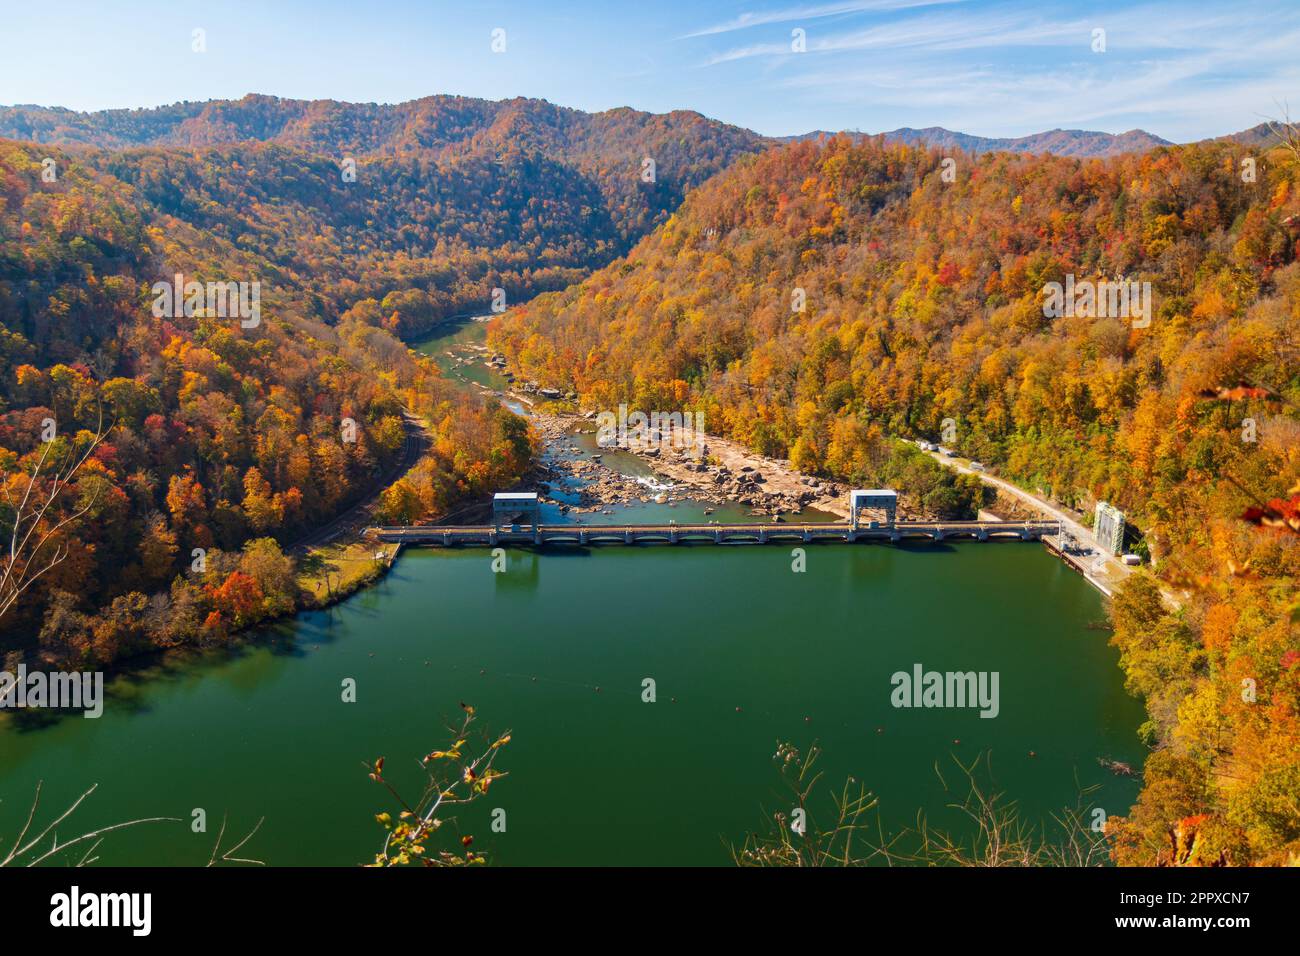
(1, 94), (1281, 161)
(783, 125), (1192, 157)
(0, 93), (768, 157)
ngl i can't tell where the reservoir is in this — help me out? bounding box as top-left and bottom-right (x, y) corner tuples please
(0, 542), (1144, 866)
(0, 319), (1146, 866)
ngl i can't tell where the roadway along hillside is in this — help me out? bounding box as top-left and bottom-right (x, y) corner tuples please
(915, 443), (1183, 606)
(289, 410), (428, 552)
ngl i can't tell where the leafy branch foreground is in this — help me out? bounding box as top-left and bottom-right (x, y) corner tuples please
(734, 742), (1113, 867)
(365, 702), (511, 866)
(366, 724), (1114, 868)
(4, 723), (1114, 867)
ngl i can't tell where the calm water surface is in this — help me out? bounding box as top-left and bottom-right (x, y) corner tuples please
(0, 321), (1145, 866)
(0, 544), (1144, 866)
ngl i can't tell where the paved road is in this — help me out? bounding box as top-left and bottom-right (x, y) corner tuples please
(289, 410), (428, 553)
(915, 445), (1138, 596)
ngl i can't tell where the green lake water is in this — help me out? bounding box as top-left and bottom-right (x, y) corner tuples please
(0, 543), (1144, 866)
(0, 318), (1146, 866)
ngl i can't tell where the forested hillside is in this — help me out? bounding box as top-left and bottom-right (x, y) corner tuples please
(490, 134), (1300, 865)
(2, 94), (768, 279)
(5, 88), (1298, 864)
(0, 139), (534, 662)
(0, 96), (766, 659)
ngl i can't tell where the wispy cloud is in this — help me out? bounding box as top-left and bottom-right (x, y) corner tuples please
(780, 41), (1300, 135)
(682, 0), (1300, 139)
(695, 4), (1246, 66)
(681, 0), (967, 39)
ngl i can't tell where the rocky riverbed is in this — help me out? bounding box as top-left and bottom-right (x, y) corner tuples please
(526, 410), (851, 519)
(453, 338), (851, 518)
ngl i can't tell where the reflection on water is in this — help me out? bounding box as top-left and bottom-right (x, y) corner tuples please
(0, 543), (1144, 866)
(0, 316), (1145, 867)
(495, 549), (541, 591)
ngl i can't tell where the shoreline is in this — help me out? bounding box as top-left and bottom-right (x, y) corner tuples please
(914, 445), (1177, 607)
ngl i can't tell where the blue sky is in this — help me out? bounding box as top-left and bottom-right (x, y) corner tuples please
(1, 0), (1295, 140)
